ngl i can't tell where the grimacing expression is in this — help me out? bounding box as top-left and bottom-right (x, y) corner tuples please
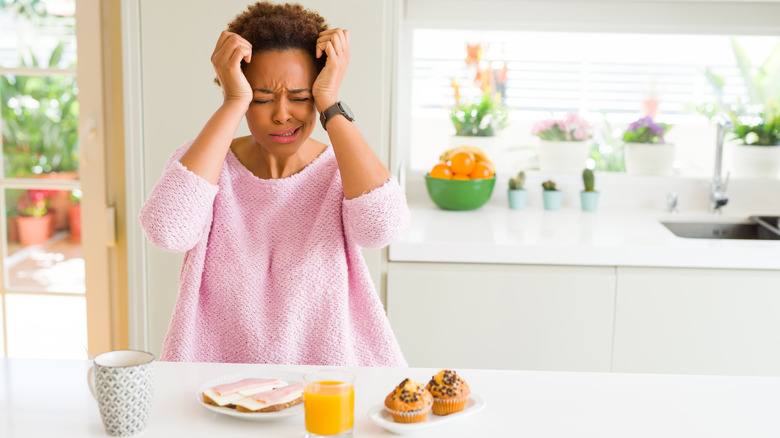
(243, 49), (318, 157)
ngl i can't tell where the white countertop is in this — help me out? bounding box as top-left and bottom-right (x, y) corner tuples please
(389, 203), (780, 269)
(3, 358), (780, 437)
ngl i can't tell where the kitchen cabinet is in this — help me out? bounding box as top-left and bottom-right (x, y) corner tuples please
(386, 262), (616, 371)
(388, 262), (780, 376)
(612, 267), (780, 376)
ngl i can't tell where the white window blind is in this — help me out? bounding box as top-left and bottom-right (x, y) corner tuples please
(411, 30), (776, 118)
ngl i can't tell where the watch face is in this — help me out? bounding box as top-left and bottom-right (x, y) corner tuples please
(338, 102), (354, 120)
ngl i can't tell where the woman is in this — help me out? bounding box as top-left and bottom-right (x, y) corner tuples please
(139, 2), (409, 366)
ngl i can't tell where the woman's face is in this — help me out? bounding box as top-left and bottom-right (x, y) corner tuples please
(243, 49), (318, 158)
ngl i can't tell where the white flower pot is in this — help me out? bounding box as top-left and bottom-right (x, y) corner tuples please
(624, 142), (675, 176)
(730, 144), (780, 179)
(538, 140), (590, 174)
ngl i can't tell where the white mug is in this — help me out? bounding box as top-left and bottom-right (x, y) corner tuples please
(87, 350), (155, 436)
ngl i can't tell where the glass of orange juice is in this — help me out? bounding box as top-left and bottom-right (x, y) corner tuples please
(304, 370), (355, 438)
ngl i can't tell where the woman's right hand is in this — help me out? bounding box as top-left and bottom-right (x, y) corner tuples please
(211, 31), (253, 105)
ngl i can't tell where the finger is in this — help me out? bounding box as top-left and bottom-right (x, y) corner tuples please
(228, 45), (252, 68)
(324, 40), (337, 59)
(318, 28), (341, 38)
(214, 31), (232, 54)
(331, 30), (344, 58)
(344, 29), (350, 55)
(214, 39), (252, 65)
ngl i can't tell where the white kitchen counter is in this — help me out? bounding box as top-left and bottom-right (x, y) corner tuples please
(3, 358), (780, 437)
(389, 203), (780, 269)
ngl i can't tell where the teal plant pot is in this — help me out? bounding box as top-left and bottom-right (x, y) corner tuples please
(542, 190), (563, 211)
(507, 189), (527, 210)
(580, 191), (600, 212)
(425, 174), (496, 211)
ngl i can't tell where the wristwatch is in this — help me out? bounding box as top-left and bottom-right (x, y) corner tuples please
(319, 101), (355, 130)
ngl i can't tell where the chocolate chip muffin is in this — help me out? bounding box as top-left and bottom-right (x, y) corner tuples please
(384, 378), (434, 423)
(426, 369), (470, 415)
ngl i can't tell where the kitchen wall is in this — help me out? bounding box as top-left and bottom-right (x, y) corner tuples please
(125, 0), (780, 356)
(124, 0), (397, 355)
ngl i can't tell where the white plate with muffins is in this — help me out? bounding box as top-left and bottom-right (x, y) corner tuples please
(196, 371), (305, 421)
(369, 370), (486, 434)
(367, 394), (486, 434)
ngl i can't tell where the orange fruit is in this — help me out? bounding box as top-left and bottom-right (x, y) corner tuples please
(468, 160), (495, 179)
(430, 162), (453, 179)
(449, 151), (476, 175)
(452, 174), (470, 180)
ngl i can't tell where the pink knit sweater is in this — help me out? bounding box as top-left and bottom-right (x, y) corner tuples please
(139, 141), (410, 366)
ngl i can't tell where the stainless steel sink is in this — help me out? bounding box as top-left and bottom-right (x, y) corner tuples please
(662, 216), (780, 240)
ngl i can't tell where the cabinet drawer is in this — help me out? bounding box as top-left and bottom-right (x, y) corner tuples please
(387, 263), (615, 371)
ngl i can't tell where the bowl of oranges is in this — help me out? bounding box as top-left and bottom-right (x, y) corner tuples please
(425, 146), (496, 211)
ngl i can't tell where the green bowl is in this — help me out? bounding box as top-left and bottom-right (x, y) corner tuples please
(425, 174), (496, 211)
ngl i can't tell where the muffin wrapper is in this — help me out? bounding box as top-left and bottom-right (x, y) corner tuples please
(431, 396), (469, 415)
(385, 405), (432, 423)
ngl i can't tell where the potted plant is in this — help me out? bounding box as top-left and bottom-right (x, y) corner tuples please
(580, 168), (600, 212)
(1, 40), (79, 231)
(541, 179), (563, 211)
(507, 170), (527, 210)
(622, 116), (674, 176)
(729, 105), (780, 178)
(68, 189), (81, 243)
(532, 113), (592, 174)
(16, 190), (52, 246)
(448, 42), (509, 156)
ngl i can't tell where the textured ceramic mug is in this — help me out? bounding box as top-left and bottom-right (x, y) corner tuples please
(87, 350), (155, 436)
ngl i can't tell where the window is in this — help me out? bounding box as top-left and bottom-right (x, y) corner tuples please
(398, 1), (780, 180)
(0, 0), (114, 359)
(408, 29), (779, 177)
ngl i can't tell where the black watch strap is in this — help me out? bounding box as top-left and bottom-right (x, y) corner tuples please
(320, 101), (355, 130)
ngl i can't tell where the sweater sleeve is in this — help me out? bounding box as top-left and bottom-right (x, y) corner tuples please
(138, 141), (220, 252)
(341, 177), (410, 249)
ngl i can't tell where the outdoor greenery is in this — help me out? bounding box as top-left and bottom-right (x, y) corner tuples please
(699, 38), (780, 146)
(731, 105), (780, 146)
(450, 90), (508, 137)
(1, 40), (79, 177)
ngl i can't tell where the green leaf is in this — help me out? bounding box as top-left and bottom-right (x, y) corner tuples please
(730, 37), (762, 105)
(48, 40), (65, 68)
(759, 42), (780, 104)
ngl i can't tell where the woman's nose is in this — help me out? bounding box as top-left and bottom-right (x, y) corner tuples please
(272, 100), (291, 124)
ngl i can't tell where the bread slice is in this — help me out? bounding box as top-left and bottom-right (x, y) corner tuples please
(235, 394), (304, 413)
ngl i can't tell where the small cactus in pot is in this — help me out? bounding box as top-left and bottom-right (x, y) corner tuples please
(507, 171), (527, 210)
(580, 168), (600, 212)
(541, 179), (563, 211)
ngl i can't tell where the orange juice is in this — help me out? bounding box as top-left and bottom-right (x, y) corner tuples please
(304, 380), (355, 436)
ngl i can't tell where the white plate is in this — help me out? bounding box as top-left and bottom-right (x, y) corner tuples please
(367, 394), (486, 435)
(196, 371), (305, 421)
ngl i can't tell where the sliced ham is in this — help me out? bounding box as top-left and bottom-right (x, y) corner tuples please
(212, 378), (282, 396)
(251, 383), (304, 404)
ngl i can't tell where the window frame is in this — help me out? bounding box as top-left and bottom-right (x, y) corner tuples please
(392, 0), (780, 184)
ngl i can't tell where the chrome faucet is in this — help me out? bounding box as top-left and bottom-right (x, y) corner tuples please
(711, 114), (732, 213)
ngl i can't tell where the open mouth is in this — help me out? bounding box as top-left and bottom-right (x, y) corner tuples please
(269, 126), (302, 143)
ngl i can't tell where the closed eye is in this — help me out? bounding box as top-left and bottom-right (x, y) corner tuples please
(253, 99), (271, 104)
(291, 98), (310, 102)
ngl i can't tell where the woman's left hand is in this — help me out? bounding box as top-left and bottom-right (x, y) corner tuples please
(313, 28), (350, 111)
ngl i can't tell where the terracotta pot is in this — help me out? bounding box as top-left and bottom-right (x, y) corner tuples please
(7, 216), (19, 243)
(36, 172), (78, 231)
(68, 204), (81, 243)
(17, 214), (52, 246)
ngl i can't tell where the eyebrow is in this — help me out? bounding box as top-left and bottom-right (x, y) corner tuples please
(252, 88), (311, 94)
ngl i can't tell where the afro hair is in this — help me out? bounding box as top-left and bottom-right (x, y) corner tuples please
(228, 2), (329, 73)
